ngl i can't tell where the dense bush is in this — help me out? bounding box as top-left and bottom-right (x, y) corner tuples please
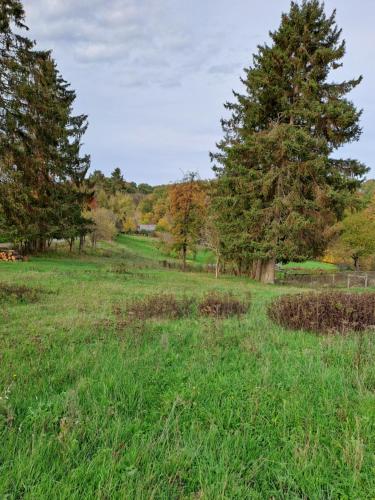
(269, 292), (375, 334)
(125, 293), (195, 321)
(199, 292), (250, 318)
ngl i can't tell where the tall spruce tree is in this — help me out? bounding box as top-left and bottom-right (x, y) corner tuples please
(0, 0), (32, 154)
(0, 0), (33, 244)
(212, 0), (367, 283)
(0, 1), (91, 251)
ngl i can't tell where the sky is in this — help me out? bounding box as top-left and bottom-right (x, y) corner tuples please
(23, 0), (375, 185)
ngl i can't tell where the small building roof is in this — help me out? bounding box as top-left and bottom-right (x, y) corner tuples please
(138, 224), (156, 232)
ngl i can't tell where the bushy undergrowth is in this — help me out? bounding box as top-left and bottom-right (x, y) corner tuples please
(114, 291), (250, 326)
(0, 284), (41, 304)
(199, 292), (250, 318)
(269, 292), (375, 334)
(125, 293), (195, 321)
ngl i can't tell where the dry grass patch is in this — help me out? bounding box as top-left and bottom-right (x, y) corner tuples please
(199, 292), (250, 318)
(0, 284), (41, 304)
(124, 293), (196, 322)
(269, 292), (375, 334)
(113, 291), (250, 328)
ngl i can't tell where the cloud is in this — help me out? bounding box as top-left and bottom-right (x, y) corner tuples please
(208, 63), (241, 75)
(21, 0), (375, 182)
(24, 0), (230, 88)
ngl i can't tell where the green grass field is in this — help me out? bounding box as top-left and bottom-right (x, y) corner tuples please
(282, 260), (339, 272)
(1, 236), (375, 498)
(117, 234), (215, 266)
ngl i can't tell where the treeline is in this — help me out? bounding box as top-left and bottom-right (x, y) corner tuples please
(1, 0), (373, 280)
(0, 1), (91, 252)
(87, 166), (375, 274)
(85, 168), (170, 238)
(84, 169), (210, 268)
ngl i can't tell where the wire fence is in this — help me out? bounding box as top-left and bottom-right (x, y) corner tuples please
(277, 271), (375, 289)
(159, 260), (218, 274)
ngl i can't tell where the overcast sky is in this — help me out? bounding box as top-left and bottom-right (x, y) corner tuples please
(23, 0), (374, 184)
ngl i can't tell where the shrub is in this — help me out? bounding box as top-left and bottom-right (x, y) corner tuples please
(199, 292), (250, 318)
(124, 293), (196, 321)
(114, 292), (251, 327)
(269, 292), (375, 334)
(0, 284), (40, 304)
(90, 208), (117, 245)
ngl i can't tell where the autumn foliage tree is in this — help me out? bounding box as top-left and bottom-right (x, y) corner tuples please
(340, 212), (375, 271)
(201, 184), (222, 278)
(327, 197), (375, 271)
(169, 173), (206, 269)
(89, 208), (117, 247)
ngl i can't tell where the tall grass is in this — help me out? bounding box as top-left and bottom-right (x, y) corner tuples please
(0, 237), (374, 498)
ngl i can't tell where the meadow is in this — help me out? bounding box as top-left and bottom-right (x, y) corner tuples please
(1, 236), (375, 498)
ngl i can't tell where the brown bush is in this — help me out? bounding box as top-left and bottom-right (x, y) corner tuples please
(125, 293), (196, 321)
(0, 284), (40, 303)
(269, 292), (375, 334)
(198, 292), (250, 318)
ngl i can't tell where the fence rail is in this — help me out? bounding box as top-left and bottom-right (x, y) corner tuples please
(277, 271), (375, 289)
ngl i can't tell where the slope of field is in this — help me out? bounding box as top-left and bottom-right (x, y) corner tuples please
(117, 234), (163, 261)
(117, 234), (216, 266)
(0, 237), (374, 498)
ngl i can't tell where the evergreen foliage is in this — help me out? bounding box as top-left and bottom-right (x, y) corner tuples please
(0, 1), (91, 251)
(212, 0), (368, 282)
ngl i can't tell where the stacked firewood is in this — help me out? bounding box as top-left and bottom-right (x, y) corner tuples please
(0, 250), (24, 262)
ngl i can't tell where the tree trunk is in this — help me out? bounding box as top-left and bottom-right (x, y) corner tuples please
(251, 261), (257, 280)
(251, 259), (276, 284)
(79, 235), (84, 253)
(182, 244), (187, 271)
(255, 260), (263, 281)
(37, 238), (46, 253)
(353, 256), (360, 272)
(215, 255), (220, 279)
(259, 259), (276, 284)
(239, 258), (243, 276)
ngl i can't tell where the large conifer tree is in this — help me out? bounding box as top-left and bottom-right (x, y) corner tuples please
(212, 0), (367, 283)
(0, 1), (91, 251)
(0, 0), (32, 150)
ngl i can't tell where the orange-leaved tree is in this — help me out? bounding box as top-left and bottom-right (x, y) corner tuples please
(169, 173), (206, 270)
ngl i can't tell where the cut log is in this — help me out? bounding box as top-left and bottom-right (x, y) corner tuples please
(0, 249), (25, 262)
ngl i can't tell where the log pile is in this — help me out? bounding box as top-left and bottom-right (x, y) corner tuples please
(0, 250), (24, 262)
